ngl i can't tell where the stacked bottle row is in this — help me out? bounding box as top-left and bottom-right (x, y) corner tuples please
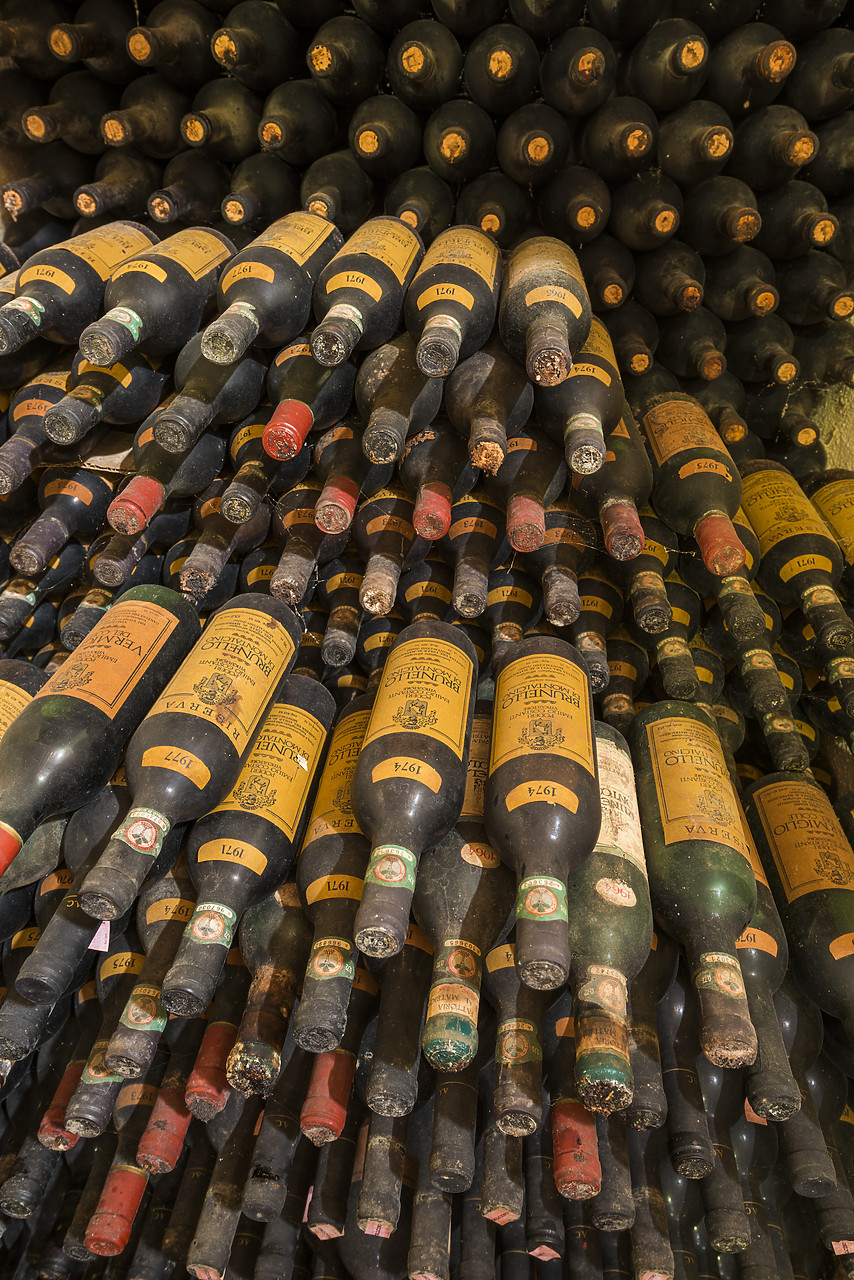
(0, 590), (851, 1279)
(0, 1), (852, 491)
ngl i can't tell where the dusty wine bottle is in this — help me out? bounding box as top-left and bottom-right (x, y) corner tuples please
(351, 620), (477, 958)
(498, 236), (592, 387)
(404, 225), (502, 379)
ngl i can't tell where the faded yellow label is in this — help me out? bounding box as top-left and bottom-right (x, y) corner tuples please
(752, 779), (854, 902)
(149, 609), (295, 756)
(490, 653), (594, 774)
(146, 897), (193, 925)
(413, 226), (500, 293)
(325, 270), (382, 302)
(197, 837), (267, 875)
(142, 745), (211, 789)
(64, 224), (154, 280)
(364, 637), (473, 759)
(371, 756), (441, 792)
(99, 950), (144, 980)
(305, 874), (363, 904)
(741, 470), (831, 550)
(524, 283), (582, 316)
(35, 601), (179, 721)
(326, 218), (420, 288)
(646, 716), (751, 860)
(642, 398), (731, 467)
(0, 680), (34, 741)
(461, 715), (491, 820)
(211, 701), (327, 840)
(113, 229), (230, 285)
(303, 708), (370, 844)
(811, 479), (854, 565)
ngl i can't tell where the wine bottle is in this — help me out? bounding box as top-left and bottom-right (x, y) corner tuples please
(657, 957), (716, 1177)
(728, 104), (820, 189)
(350, 620), (476, 958)
(221, 153), (298, 230)
(211, 1), (301, 91)
(386, 19), (463, 111)
(525, 496), (595, 628)
(485, 635), (599, 990)
(0, 0), (71, 80)
(107, 416), (227, 536)
(538, 164), (611, 247)
(384, 166), (454, 249)
(201, 214), (342, 367)
(771, 975), (838, 1198)
(495, 103), (571, 190)
(74, 149), (162, 221)
(78, 226), (235, 368)
(180, 77), (262, 163)
(268, 477), (348, 605)
(601, 628), (650, 731)
(539, 26), (615, 119)
(184, 1092), (265, 1278)
(440, 488), (506, 621)
(404, 225), (502, 380)
(348, 95), (421, 180)
(498, 236), (592, 388)
(624, 17), (711, 110)
(354, 333), (442, 467)
(783, 27), (854, 121)
(702, 246), (779, 322)
(482, 940), (553, 1136)
(99, 74), (191, 159)
(263, 336), (356, 462)
(150, 333), (265, 456)
(126, 0), (218, 88)
(299, 963), (378, 1144)
(568, 721), (652, 1114)
(221, 411), (310, 527)
(632, 700), (758, 1067)
(707, 22), (798, 115)
(633, 239), (705, 315)
(241, 1040), (313, 1218)
(464, 23), (540, 116)
(608, 172), (682, 253)
(657, 98), (735, 185)
(291, 697), (371, 1053)
(740, 459), (854, 653)
(535, 315), (625, 475)
(656, 307), (727, 382)
(679, 175), (762, 255)
(177, 479), (270, 600)
(258, 80), (339, 168)
(48, 0), (138, 85)
(570, 405), (653, 562)
(21, 70), (119, 155)
(579, 96), (658, 182)
(305, 15), (385, 107)
(0, 586), (200, 875)
(423, 100), (496, 186)
(0, 361), (73, 495)
(414, 701), (514, 1071)
(0, 221), (158, 357)
(398, 418), (474, 542)
(803, 112), (854, 197)
(577, 234), (637, 314)
(755, 179), (839, 258)
(602, 300), (659, 378)
(161, 680), (332, 1017)
(9, 465), (115, 578)
(43, 351), (169, 447)
(444, 337), (533, 476)
(310, 216), (423, 368)
(744, 772), (854, 1041)
(365, 922), (432, 1118)
(312, 421), (391, 536)
(77, 594), (302, 922)
(775, 250), (854, 326)
(146, 150), (231, 225)
(300, 149), (376, 241)
(457, 170), (532, 249)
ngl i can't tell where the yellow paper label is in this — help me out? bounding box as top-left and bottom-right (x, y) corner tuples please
(371, 756), (442, 792)
(100, 950), (144, 980)
(741, 471), (831, 549)
(524, 283), (582, 316)
(113, 230), (230, 285)
(40, 869), (74, 895)
(221, 261), (274, 288)
(461, 715), (491, 820)
(149, 609), (295, 755)
(10, 927), (39, 949)
(643, 398), (731, 467)
(0, 679), (34, 741)
(18, 264), (76, 295)
(736, 927), (778, 957)
(248, 212), (337, 264)
(35, 601), (179, 721)
(328, 218), (420, 287)
(486, 943), (515, 973)
(416, 282), (475, 311)
(324, 270), (382, 303)
(211, 701), (326, 840)
(65, 224), (154, 280)
(752, 780), (854, 902)
(490, 653), (594, 774)
(646, 716), (751, 860)
(567, 360), (611, 386)
(146, 897), (193, 925)
(304, 708), (370, 844)
(811, 479), (854, 565)
(231, 421), (265, 454)
(364, 637), (473, 759)
(142, 745), (211, 788)
(487, 584), (533, 608)
(778, 554), (834, 582)
(305, 875), (363, 904)
(505, 780), (579, 811)
(581, 317), (616, 361)
(415, 227), (500, 291)
(197, 837), (267, 875)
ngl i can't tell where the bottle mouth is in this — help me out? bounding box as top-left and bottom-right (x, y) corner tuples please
(699, 127), (733, 161)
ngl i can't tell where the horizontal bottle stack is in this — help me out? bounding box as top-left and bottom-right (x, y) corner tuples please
(0, 2), (850, 1280)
